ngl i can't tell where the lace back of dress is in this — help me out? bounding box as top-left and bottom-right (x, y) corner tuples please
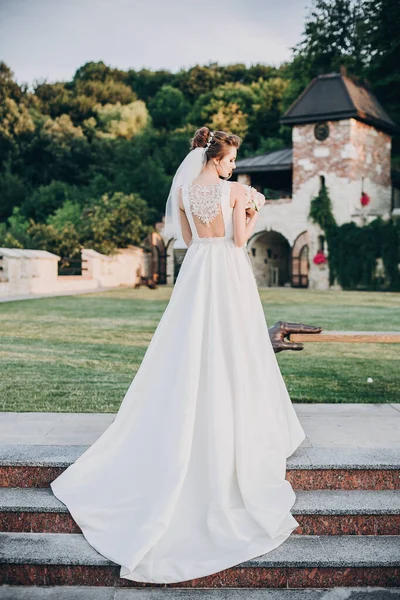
(187, 182), (226, 238)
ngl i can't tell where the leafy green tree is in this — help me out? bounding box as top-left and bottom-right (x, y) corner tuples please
(125, 68), (175, 104)
(243, 64), (283, 85)
(0, 62), (26, 103)
(17, 114), (92, 187)
(246, 77), (290, 150)
(33, 82), (76, 119)
(42, 113), (85, 143)
(148, 86), (190, 130)
(28, 221), (81, 258)
(89, 100), (149, 139)
(81, 191), (153, 254)
(292, 0), (368, 77)
(72, 61), (127, 84)
(47, 199), (83, 232)
(111, 140), (170, 217)
(363, 0), (400, 155)
(176, 65), (222, 102)
(33, 63), (137, 124)
(1, 191), (155, 258)
(0, 207), (32, 249)
(281, 0), (369, 113)
(21, 181), (76, 222)
(0, 98), (35, 165)
(189, 82), (258, 139)
(0, 160), (28, 220)
(74, 78), (136, 107)
(0, 224), (23, 249)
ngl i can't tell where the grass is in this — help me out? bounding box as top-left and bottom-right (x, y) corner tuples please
(0, 287), (399, 412)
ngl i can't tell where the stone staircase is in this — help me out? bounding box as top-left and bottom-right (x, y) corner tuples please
(0, 444), (399, 594)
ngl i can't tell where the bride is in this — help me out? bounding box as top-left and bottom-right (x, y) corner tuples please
(50, 127), (307, 584)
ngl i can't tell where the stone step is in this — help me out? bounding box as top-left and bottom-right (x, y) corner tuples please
(1, 488), (399, 535)
(0, 532), (399, 588)
(1, 446), (399, 490)
(1, 586), (400, 599)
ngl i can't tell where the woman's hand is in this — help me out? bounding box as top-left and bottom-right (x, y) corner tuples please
(245, 206), (257, 219)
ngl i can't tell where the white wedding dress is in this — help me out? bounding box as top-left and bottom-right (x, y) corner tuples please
(50, 179), (306, 584)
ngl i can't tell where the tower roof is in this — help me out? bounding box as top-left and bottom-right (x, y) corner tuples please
(280, 72), (398, 135)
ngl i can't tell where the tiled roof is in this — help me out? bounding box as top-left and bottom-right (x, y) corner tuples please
(280, 72), (398, 135)
(234, 148), (292, 173)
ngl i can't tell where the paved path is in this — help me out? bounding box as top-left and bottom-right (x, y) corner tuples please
(1, 404), (399, 447)
(0, 285), (124, 303)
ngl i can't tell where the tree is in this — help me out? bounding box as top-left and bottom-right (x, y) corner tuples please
(111, 136), (171, 216)
(148, 86), (190, 130)
(16, 114), (92, 187)
(246, 77), (290, 150)
(33, 82), (76, 120)
(292, 0), (369, 77)
(189, 82), (258, 139)
(28, 221), (81, 258)
(176, 65), (222, 102)
(0, 207), (32, 249)
(363, 0), (400, 155)
(21, 181), (75, 222)
(0, 62), (25, 103)
(74, 78), (136, 107)
(81, 192), (153, 254)
(72, 61), (126, 84)
(125, 68), (175, 103)
(47, 199), (82, 231)
(282, 0), (370, 113)
(89, 101), (149, 139)
(0, 160), (28, 220)
(0, 98), (35, 166)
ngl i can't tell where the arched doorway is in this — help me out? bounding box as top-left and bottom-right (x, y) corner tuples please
(247, 230), (291, 287)
(291, 230), (309, 288)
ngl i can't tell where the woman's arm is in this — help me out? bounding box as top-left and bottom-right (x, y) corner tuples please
(231, 182), (260, 248)
(178, 187), (193, 247)
(244, 209), (259, 243)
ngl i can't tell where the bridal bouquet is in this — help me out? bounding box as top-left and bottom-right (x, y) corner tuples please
(242, 184), (266, 212)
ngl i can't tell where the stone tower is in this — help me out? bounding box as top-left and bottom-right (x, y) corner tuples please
(280, 71), (398, 288)
(280, 72), (397, 225)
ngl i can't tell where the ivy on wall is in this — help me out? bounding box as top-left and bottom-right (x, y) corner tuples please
(308, 185), (400, 291)
(308, 185), (337, 231)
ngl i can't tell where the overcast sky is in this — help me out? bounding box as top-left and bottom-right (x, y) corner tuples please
(0, 0), (311, 87)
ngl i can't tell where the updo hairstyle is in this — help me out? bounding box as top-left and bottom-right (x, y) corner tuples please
(190, 127), (241, 161)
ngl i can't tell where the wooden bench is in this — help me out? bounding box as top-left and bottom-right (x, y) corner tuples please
(288, 331), (400, 344)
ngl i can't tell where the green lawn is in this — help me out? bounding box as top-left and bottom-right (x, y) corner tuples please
(0, 287), (399, 412)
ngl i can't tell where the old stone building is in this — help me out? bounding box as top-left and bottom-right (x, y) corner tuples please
(160, 71), (399, 288)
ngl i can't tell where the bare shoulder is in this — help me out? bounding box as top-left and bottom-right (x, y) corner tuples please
(229, 181), (246, 208)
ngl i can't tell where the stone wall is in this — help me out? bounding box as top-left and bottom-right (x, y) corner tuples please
(0, 246), (144, 299)
(292, 119), (392, 225)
